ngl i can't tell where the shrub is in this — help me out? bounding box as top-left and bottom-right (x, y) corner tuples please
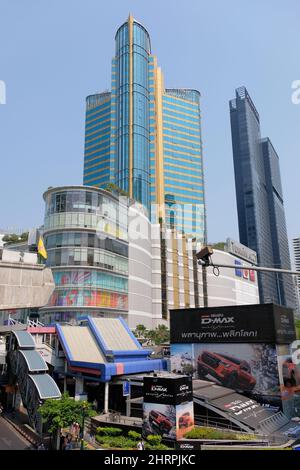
(128, 430), (141, 441)
(146, 434), (162, 446)
(145, 442), (171, 450)
(95, 435), (136, 449)
(235, 433), (257, 441)
(184, 426), (257, 441)
(96, 426), (122, 437)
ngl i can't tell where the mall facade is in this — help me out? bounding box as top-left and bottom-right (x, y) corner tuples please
(33, 185), (260, 328)
(39, 186), (129, 324)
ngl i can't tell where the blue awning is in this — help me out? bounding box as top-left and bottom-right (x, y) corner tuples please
(19, 350), (48, 372)
(29, 374), (61, 400)
(13, 331), (35, 349)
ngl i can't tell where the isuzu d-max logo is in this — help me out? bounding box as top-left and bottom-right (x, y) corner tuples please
(201, 315), (234, 325)
(179, 384), (189, 391)
(151, 385), (167, 392)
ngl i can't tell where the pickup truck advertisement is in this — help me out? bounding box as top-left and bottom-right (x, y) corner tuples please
(170, 343), (300, 418)
(143, 376), (194, 440)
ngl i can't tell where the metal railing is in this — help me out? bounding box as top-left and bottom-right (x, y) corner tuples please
(194, 413), (244, 432)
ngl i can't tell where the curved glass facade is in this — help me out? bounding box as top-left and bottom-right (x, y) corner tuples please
(44, 188), (128, 240)
(45, 232), (128, 256)
(115, 19), (150, 210)
(41, 186), (129, 321)
(53, 270), (127, 291)
(46, 247), (128, 273)
(47, 289), (128, 310)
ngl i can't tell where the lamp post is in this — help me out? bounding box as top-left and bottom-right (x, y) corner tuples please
(80, 402), (88, 451)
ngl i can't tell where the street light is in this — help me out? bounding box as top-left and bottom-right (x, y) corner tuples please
(80, 402), (88, 451)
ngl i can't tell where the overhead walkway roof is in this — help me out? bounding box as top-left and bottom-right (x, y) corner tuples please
(90, 317), (140, 352)
(58, 325), (106, 366)
(29, 374), (61, 400)
(19, 349), (48, 372)
(56, 317), (166, 381)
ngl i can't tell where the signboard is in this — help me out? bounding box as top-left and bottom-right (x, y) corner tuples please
(235, 260), (255, 282)
(144, 376), (193, 405)
(214, 394), (273, 428)
(175, 440), (202, 450)
(170, 304), (296, 344)
(226, 238), (257, 264)
(143, 376), (194, 441)
(123, 380), (131, 397)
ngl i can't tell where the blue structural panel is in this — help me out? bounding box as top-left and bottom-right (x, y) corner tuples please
(56, 316), (166, 382)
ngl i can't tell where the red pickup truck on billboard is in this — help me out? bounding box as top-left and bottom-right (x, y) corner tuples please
(149, 410), (173, 434)
(197, 351), (256, 391)
(178, 411), (193, 429)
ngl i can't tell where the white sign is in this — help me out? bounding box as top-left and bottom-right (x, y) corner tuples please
(226, 238), (257, 264)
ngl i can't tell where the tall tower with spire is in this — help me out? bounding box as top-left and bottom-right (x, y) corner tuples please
(83, 16), (206, 243)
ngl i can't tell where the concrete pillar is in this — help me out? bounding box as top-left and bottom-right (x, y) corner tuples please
(75, 377), (84, 397)
(104, 382), (109, 414)
(63, 377), (67, 393)
(126, 394), (131, 417)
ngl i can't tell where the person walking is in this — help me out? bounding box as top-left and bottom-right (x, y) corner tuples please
(137, 439), (145, 450)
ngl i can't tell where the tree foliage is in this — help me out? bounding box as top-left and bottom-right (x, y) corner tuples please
(134, 324), (170, 345)
(210, 241), (225, 251)
(39, 393), (95, 433)
(3, 232), (28, 245)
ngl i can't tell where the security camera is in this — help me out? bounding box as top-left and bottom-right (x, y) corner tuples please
(196, 246), (214, 266)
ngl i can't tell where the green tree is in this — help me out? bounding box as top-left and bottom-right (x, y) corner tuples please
(211, 241), (225, 251)
(39, 393), (95, 449)
(134, 324), (147, 339)
(3, 232), (28, 245)
(146, 324), (170, 345)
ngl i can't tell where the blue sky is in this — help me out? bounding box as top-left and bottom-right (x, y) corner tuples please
(0, 0), (299, 243)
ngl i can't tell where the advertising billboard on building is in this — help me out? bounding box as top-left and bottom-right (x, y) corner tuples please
(170, 304), (299, 417)
(170, 304), (296, 345)
(171, 343), (279, 397)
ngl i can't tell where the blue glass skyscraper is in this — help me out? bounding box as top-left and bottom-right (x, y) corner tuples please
(83, 16), (206, 244)
(230, 87), (295, 308)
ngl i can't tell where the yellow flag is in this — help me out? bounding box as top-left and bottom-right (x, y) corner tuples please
(38, 236), (47, 259)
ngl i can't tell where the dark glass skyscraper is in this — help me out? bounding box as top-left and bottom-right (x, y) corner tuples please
(230, 87), (295, 308)
(83, 16), (206, 244)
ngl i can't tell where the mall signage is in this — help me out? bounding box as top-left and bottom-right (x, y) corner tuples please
(226, 238), (257, 264)
(143, 375), (194, 440)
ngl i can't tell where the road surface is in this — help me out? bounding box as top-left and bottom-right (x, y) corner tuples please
(0, 416), (31, 450)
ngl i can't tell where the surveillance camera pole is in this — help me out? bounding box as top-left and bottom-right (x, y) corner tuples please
(196, 247), (300, 308)
(203, 261), (300, 276)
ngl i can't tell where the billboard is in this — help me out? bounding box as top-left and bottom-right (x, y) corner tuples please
(170, 304), (296, 345)
(277, 351), (300, 419)
(171, 343), (280, 397)
(143, 376), (194, 440)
